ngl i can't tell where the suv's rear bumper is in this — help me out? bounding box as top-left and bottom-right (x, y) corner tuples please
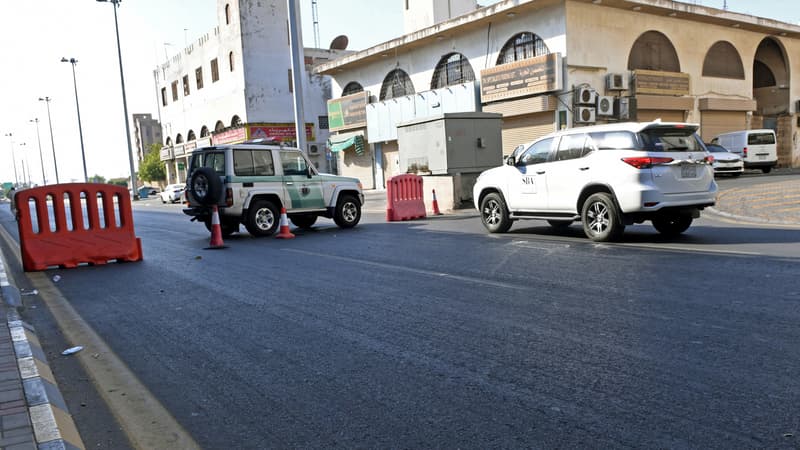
(183, 206), (211, 219)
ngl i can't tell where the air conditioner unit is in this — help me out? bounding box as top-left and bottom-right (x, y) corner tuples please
(575, 87), (598, 105)
(308, 143), (320, 154)
(614, 97), (637, 120)
(597, 96), (614, 116)
(575, 106), (596, 124)
(606, 73), (629, 91)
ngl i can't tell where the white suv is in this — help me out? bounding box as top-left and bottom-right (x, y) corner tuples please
(473, 121), (718, 241)
(183, 142), (364, 237)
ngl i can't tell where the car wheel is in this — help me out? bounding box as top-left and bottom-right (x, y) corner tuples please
(581, 193), (624, 242)
(547, 219), (572, 230)
(245, 199), (280, 237)
(333, 195), (361, 228)
(652, 215), (692, 237)
(290, 214), (317, 229)
(480, 193), (512, 233)
(761, 167), (772, 174)
(188, 167), (222, 206)
(204, 217), (238, 237)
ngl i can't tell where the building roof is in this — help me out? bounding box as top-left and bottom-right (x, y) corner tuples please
(314, 0), (800, 75)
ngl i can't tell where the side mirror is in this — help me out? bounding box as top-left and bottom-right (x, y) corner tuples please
(505, 155), (516, 166)
(307, 165), (313, 178)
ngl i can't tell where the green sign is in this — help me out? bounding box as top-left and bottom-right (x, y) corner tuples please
(178, 162), (185, 170)
(327, 92), (368, 131)
(2, 182), (11, 191)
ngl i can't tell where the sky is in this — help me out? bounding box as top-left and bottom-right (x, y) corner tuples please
(1, 0), (799, 185)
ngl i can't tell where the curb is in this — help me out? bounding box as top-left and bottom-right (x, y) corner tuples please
(0, 250), (85, 450)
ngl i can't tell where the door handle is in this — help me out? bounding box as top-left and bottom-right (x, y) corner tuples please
(536, 171), (546, 175)
(243, 182), (254, 187)
(286, 182), (294, 185)
(579, 167), (590, 171)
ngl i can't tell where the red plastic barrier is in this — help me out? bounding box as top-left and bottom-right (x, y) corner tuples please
(15, 183), (143, 271)
(386, 174), (426, 221)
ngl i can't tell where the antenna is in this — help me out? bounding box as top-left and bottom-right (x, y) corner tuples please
(723, 0), (728, 10)
(311, 0), (320, 48)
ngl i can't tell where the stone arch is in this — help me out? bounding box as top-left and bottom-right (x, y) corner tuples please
(200, 125), (209, 137)
(214, 120), (225, 132)
(175, 134), (184, 144)
(231, 115), (242, 127)
(187, 130), (196, 141)
(496, 32), (549, 65)
(627, 31), (680, 72)
(342, 82), (363, 96)
(165, 137), (173, 146)
(431, 52), (475, 89)
(703, 41), (745, 79)
(753, 37), (790, 117)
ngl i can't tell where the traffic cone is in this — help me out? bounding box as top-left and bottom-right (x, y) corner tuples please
(275, 207), (295, 239)
(432, 189), (443, 215)
(205, 205), (226, 249)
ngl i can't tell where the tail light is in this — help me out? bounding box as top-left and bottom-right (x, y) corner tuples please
(225, 188), (233, 207)
(743, 147), (748, 157)
(621, 157), (674, 169)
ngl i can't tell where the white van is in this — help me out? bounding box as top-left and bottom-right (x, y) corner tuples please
(711, 129), (777, 173)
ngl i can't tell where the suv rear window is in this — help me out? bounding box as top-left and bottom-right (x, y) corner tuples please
(748, 132), (775, 145)
(638, 128), (704, 152)
(234, 150), (275, 176)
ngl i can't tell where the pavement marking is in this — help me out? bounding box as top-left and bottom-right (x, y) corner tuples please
(0, 224), (200, 450)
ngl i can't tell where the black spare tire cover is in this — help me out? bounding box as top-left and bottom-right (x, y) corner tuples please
(188, 167), (223, 206)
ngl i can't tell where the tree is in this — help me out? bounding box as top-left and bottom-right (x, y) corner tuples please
(107, 178), (128, 187)
(139, 143), (166, 185)
(90, 174), (106, 184)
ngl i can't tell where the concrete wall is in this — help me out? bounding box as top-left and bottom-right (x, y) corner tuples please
(403, 0), (478, 35)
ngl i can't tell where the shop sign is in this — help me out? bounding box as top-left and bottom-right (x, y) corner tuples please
(212, 127), (247, 145)
(633, 70), (690, 96)
(480, 53), (563, 103)
(184, 141), (197, 152)
(159, 146), (173, 161)
(328, 92), (369, 131)
(248, 123), (314, 142)
(173, 143), (186, 157)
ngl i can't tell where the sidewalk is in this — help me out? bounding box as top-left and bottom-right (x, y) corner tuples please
(0, 245), (84, 449)
(709, 175), (800, 226)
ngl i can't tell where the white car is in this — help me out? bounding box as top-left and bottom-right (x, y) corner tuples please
(160, 184), (185, 203)
(473, 121), (718, 242)
(704, 143), (744, 177)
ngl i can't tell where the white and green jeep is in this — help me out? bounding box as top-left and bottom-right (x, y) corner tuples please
(183, 142), (364, 237)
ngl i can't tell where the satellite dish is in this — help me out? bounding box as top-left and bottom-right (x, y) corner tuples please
(330, 35), (349, 50)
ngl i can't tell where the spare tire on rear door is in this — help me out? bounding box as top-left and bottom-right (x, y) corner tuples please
(188, 167), (223, 206)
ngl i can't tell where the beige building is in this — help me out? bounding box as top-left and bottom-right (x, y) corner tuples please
(317, 0), (800, 190)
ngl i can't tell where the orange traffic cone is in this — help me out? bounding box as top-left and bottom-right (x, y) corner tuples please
(275, 207), (295, 239)
(206, 205), (226, 249)
(432, 189), (443, 215)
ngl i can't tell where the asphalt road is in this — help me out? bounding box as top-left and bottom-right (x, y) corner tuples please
(1, 177), (799, 448)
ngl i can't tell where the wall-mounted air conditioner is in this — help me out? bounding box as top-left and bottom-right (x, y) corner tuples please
(597, 96), (614, 116)
(575, 87), (597, 105)
(606, 73), (629, 91)
(614, 97), (637, 120)
(575, 106), (597, 124)
(308, 143), (320, 154)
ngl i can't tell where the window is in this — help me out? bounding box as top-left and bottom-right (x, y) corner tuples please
(211, 58), (219, 82)
(341, 82), (363, 96)
(182, 75), (190, 96)
(215, 120), (225, 132)
(288, 69), (293, 93)
(171, 81), (179, 101)
(318, 116), (329, 130)
(225, 4), (231, 25)
(195, 67), (204, 90)
(748, 132), (776, 145)
(497, 32), (549, 65)
(234, 150), (274, 176)
(187, 130), (196, 141)
(589, 131), (640, 150)
(229, 51), (235, 72)
(519, 138), (553, 165)
(702, 41), (745, 79)
(379, 69), (415, 101)
(638, 129), (705, 152)
(627, 31), (681, 72)
(161, 87), (168, 106)
(200, 126), (209, 137)
(280, 152), (308, 176)
(431, 53), (475, 89)
(202, 152), (226, 175)
(555, 134), (589, 161)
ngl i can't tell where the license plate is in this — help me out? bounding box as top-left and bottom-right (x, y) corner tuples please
(681, 164), (697, 178)
(758, 154), (766, 160)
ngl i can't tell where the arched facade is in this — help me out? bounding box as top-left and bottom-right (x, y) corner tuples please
(627, 31), (680, 72)
(215, 121), (225, 132)
(430, 52), (475, 89)
(753, 37), (790, 119)
(496, 32), (549, 65)
(200, 126), (210, 137)
(379, 69), (415, 100)
(703, 41), (745, 79)
(175, 134), (184, 144)
(187, 130), (196, 141)
(231, 115), (242, 127)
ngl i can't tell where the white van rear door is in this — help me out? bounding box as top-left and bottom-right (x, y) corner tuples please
(746, 131), (777, 162)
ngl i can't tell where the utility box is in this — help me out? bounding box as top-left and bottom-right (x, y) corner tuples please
(396, 113), (502, 175)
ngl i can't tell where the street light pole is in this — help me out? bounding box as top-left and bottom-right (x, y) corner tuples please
(39, 97), (60, 184)
(4, 133), (19, 187)
(97, 0), (138, 199)
(30, 118), (47, 186)
(61, 57), (88, 182)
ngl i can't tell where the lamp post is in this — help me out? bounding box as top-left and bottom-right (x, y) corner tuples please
(30, 118), (47, 186)
(39, 97), (59, 184)
(18, 143), (30, 187)
(61, 57), (88, 182)
(4, 133), (19, 187)
(97, 0), (138, 199)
